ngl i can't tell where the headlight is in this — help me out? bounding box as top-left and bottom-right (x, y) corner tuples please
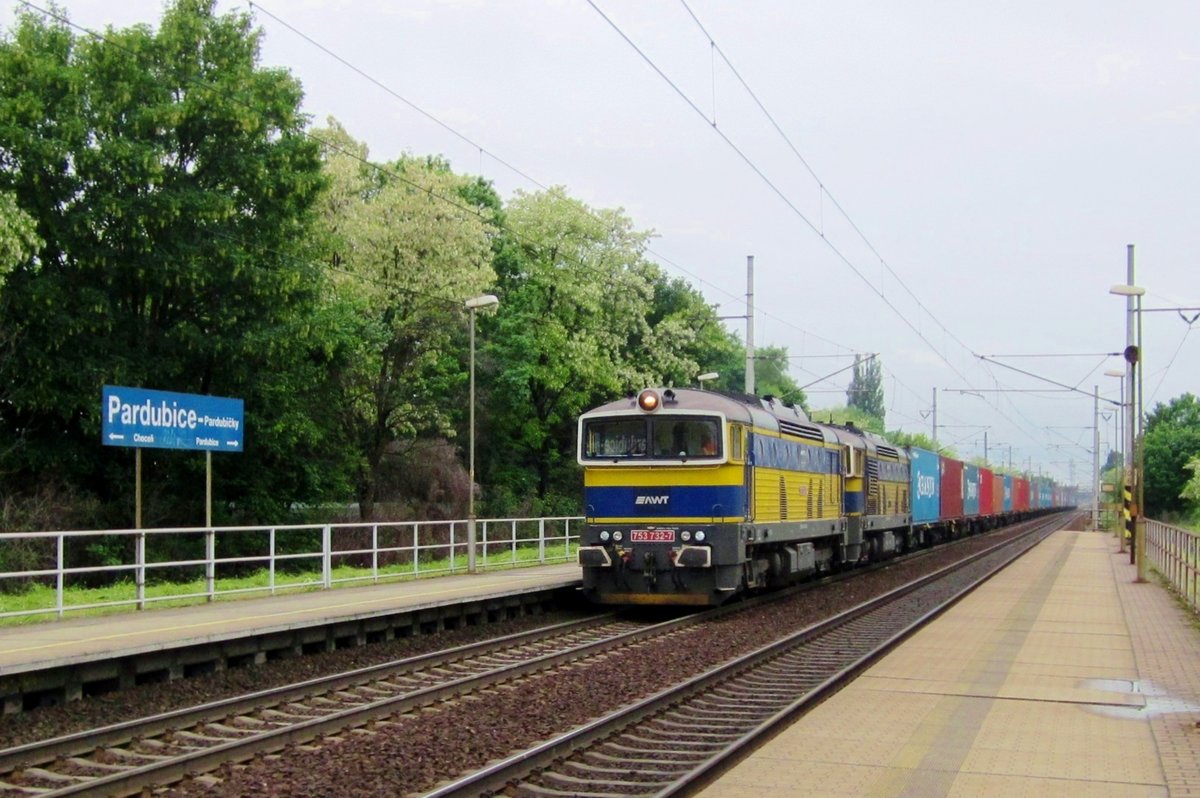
(612, 531), (624, 542)
(599, 530), (611, 542)
(680, 530), (692, 542)
(695, 530), (706, 542)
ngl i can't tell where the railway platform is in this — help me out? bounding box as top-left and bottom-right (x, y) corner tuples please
(0, 562), (581, 713)
(699, 528), (1200, 797)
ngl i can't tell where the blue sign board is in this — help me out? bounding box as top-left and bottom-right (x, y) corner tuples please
(102, 386), (244, 452)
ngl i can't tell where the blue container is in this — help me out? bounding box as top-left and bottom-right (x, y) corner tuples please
(1037, 478), (1051, 508)
(909, 447), (941, 524)
(963, 463), (981, 516)
(1002, 475), (1013, 512)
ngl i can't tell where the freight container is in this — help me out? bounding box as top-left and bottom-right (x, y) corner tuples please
(940, 456), (964, 519)
(963, 463), (981, 517)
(979, 467), (995, 517)
(1003, 474), (1013, 512)
(1013, 477), (1030, 511)
(909, 447), (941, 524)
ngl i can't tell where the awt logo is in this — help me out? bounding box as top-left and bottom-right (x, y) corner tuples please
(635, 495), (669, 506)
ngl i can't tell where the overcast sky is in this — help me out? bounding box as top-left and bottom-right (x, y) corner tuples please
(8, 0), (1199, 489)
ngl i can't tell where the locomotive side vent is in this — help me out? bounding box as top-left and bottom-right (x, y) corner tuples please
(876, 444), (899, 460)
(867, 459), (881, 515)
(779, 476), (788, 520)
(778, 420), (825, 443)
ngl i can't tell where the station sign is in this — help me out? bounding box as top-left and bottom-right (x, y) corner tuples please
(102, 385), (244, 452)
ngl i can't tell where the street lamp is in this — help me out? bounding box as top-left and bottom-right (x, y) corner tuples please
(697, 372), (718, 390)
(1109, 281), (1144, 580)
(465, 293), (499, 574)
(1104, 368), (1125, 549)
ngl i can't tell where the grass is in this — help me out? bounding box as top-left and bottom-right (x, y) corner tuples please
(0, 543), (576, 626)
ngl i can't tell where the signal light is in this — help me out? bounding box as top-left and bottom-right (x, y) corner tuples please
(637, 389), (660, 412)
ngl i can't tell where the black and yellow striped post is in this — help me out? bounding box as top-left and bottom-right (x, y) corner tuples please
(1124, 484), (1135, 565)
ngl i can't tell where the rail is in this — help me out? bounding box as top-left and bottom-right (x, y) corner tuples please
(0, 516), (583, 620)
(1145, 518), (1199, 613)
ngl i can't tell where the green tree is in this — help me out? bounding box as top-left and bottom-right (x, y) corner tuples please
(310, 121), (495, 520)
(1143, 393), (1200, 518)
(886, 429), (956, 458)
(809, 404), (885, 435)
(0, 191), (39, 283)
(1180, 455), (1200, 515)
(846, 354), (885, 422)
(485, 188), (656, 509)
(752, 346), (807, 410)
(0, 0), (337, 524)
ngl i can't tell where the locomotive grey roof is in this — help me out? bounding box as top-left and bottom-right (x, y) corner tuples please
(582, 388), (839, 446)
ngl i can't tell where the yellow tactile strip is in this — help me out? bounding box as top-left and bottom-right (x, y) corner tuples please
(698, 531), (1174, 797)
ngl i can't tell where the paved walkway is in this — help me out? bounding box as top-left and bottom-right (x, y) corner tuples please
(0, 563), (581, 675)
(698, 529), (1200, 797)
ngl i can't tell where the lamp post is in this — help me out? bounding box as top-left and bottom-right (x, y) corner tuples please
(1110, 279), (1144, 581)
(697, 372), (718, 390)
(1104, 368), (1126, 549)
(465, 294), (499, 574)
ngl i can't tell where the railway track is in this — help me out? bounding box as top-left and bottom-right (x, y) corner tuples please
(0, 614), (670, 797)
(0, 513), (1071, 797)
(425, 513), (1071, 798)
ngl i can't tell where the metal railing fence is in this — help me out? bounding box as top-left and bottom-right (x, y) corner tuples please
(0, 516), (582, 620)
(1145, 519), (1199, 613)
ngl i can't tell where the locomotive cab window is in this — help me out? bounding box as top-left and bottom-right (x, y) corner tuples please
(583, 418), (649, 458)
(582, 415), (723, 461)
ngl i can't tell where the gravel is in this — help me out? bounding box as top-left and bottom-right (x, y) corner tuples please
(1, 519), (1078, 797)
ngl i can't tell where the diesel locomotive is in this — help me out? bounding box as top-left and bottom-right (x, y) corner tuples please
(575, 387), (1069, 606)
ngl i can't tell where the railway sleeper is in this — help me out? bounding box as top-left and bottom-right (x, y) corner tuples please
(665, 705), (762, 720)
(641, 723), (745, 740)
(100, 746), (170, 763)
(15, 767), (89, 785)
(63, 757), (128, 774)
(581, 751), (696, 769)
(353, 685), (397, 698)
(612, 733), (724, 751)
(0, 779), (45, 796)
(223, 716), (275, 730)
(260, 708), (320, 722)
(539, 771), (672, 791)
(557, 763), (678, 783)
(707, 687), (786, 702)
(564, 761), (691, 778)
(202, 722), (260, 737)
(597, 741), (707, 761)
(171, 729), (230, 744)
(514, 783), (630, 798)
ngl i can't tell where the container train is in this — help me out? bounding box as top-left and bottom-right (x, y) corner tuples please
(575, 387), (1074, 606)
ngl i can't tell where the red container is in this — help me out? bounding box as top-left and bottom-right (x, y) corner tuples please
(940, 456), (964, 519)
(979, 467), (994, 516)
(993, 473), (1005, 514)
(1013, 477), (1030, 511)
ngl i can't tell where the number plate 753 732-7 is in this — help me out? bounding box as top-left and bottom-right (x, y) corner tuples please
(629, 529), (675, 543)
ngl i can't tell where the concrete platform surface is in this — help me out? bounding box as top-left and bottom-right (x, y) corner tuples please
(698, 529), (1200, 797)
(0, 563), (581, 675)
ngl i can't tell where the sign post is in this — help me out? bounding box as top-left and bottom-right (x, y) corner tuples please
(102, 385), (244, 530)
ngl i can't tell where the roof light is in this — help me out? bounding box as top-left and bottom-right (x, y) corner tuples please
(637, 389), (660, 412)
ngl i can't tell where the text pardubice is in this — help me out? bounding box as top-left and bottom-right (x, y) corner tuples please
(106, 395), (240, 432)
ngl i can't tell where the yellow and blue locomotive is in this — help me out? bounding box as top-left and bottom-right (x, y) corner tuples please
(575, 387), (912, 605)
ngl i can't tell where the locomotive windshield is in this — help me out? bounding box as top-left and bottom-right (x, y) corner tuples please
(582, 415), (721, 461)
